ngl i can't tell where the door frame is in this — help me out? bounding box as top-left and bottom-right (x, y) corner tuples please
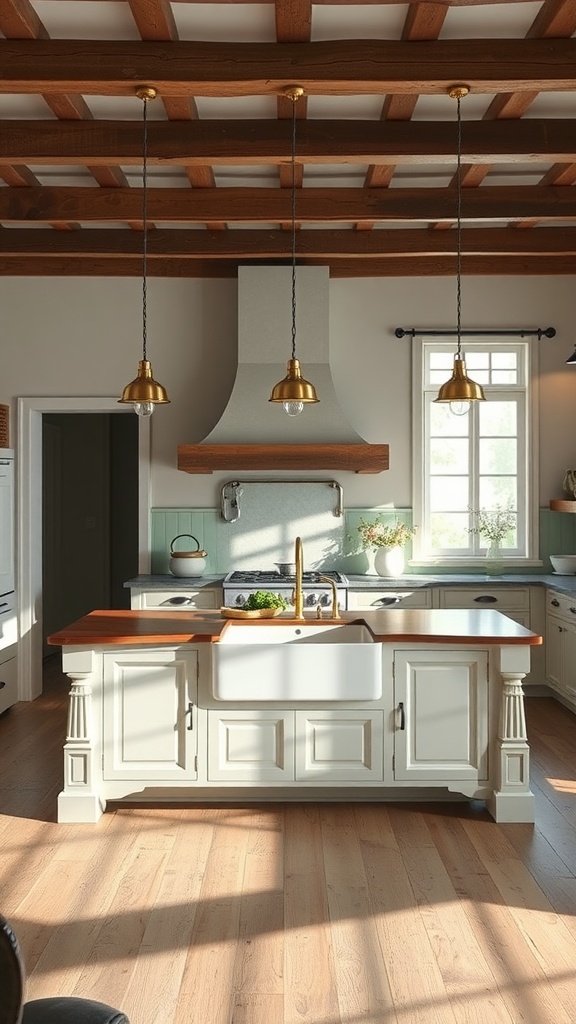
(17, 397), (151, 700)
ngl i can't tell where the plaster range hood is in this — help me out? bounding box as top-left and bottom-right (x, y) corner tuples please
(177, 266), (388, 474)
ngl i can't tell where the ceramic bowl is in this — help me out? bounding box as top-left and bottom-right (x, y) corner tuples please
(550, 554), (576, 574)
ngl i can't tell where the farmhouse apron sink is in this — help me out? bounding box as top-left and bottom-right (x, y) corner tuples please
(212, 622), (383, 701)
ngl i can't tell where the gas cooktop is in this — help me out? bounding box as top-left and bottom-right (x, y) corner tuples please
(224, 570), (348, 585)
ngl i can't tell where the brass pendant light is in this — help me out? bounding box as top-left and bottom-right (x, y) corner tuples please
(119, 86), (170, 417)
(434, 85), (485, 416)
(269, 86), (319, 416)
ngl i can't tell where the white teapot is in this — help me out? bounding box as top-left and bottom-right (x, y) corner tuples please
(169, 534), (207, 577)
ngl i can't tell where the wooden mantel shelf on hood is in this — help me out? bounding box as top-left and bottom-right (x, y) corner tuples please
(177, 444), (389, 474)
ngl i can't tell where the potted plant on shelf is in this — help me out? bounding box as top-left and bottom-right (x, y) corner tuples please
(357, 516), (417, 576)
(469, 504), (515, 573)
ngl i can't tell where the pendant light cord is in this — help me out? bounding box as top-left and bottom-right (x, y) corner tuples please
(141, 93), (149, 363)
(456, 91), (463, 359)
(290, 94), (297, 361)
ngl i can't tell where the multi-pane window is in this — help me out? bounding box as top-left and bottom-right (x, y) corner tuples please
(413, 340), (533, 563)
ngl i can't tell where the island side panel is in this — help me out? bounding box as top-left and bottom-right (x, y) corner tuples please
(487, 644), (535, 823)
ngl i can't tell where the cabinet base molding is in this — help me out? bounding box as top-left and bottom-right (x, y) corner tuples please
(487, 790), (535, 823)
(57, 790), (106, 824)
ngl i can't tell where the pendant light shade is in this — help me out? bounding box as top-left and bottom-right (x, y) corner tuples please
(434, 86), (485, 415)
(269, 86), (319, 415)
(119, 86), (169, 416)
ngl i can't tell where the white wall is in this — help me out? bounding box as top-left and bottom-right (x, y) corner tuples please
(1, 274), (575, 508)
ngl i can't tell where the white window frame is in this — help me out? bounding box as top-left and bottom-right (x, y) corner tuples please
(411, 336), (541, 568)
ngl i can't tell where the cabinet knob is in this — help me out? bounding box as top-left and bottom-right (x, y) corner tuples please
(551, 599), (560, 607)
(570, 608), (576, 615)
(473, 595), (497, 604)
(397, 702), (405, 730)
(0, 681), (5, 690)
(187, 701), (194, 730)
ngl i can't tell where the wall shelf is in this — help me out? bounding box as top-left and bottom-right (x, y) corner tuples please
(549, 499), (576, 513)
(177, 444), (389, 475)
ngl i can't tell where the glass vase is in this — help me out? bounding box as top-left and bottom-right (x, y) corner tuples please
(485, 541), (504, 575)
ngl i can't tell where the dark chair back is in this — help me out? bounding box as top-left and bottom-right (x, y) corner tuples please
(0, 914), (129, 1024)
(0, 914), (24, 1024)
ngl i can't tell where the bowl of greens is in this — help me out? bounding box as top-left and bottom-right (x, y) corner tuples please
(221, 590), (289, 619)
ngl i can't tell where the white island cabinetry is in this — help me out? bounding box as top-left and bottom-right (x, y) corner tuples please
(207, 708), (383, 782)
(392, 648), (488, 783)
(102, 648), (199, 781)
(50, 608), (538, 824)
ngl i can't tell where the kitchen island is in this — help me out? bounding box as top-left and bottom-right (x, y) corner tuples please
(48, 608), (542, 824)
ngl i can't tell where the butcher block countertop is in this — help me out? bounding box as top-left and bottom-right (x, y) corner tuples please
(47, 608), (542, 647)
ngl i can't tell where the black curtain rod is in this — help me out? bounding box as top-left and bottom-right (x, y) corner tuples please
(395, 327), (556, 340)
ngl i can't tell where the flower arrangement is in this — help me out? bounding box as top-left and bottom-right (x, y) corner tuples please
(357, 516), (417, 551)
(469, 504), (515, 545)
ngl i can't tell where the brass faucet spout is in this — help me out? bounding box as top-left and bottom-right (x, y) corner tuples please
(294, 536), (304, 620)
(318, 574), (341, 619)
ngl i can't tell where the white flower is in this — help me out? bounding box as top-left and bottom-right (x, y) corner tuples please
(469, 505), (515, 544)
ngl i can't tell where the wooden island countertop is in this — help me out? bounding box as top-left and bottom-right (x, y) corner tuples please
(47, 607), (542, 647)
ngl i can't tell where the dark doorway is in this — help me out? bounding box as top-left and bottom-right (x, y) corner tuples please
(42, 413), (139, 654)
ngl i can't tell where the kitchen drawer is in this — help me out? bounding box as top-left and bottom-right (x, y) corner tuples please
(546, 589), (576, 622)
(436, 587), (530, 611)
(0, 649), (17, 715)
(348, 588), (432, 610)
(132, 588), (222, 610)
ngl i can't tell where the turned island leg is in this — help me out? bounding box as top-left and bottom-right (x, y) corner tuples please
(57, 650), (105, 823)
(488, 645), (535, 823)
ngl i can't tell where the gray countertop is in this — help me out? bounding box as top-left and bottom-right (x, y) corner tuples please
(124, 572), (576, 597)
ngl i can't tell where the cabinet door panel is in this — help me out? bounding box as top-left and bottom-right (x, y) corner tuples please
(295, 710), (383, 781)
(208, 710), (294, 782)
(0, 457), (14, 596)
(0, 652), (17, 715)
(546, 615), (563, 691)
(394, 650), (488, 782)
(103, 650), (198, 780)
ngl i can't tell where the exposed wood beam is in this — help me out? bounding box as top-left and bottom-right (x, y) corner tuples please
(1, 185), (575, 223)
(1, 254), (575, 277)
(1, 226), (575, 258)
(1, 39), (575, 95)
(2, 118), (576, 164)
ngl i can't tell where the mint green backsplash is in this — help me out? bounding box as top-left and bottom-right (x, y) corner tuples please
(151, 507), (576, 575)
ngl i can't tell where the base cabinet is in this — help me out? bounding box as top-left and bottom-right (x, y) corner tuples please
(0, 645), (17, 715)
(56, 638), (534, 823)
(207, 709), (383, 782)
(393, 649), (489, 782)
(103, 649), (198, 781)
(546, 591), (576, 711)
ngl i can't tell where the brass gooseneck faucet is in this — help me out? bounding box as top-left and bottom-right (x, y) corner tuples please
(318, 574), (341, 619)
(293, 536), (304, 620)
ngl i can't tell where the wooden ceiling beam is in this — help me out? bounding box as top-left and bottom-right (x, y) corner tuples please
(2, 117), (576, 164)
(1, 226), (575, 258)
(1, 38), (575, 95)
(1, 254), (576, 277)
(1, 185), (575, 223)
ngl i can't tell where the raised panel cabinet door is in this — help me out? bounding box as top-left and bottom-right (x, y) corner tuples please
(546, 614), (564, 693)
(0, 457), (14, 596)
(394, 649), (489, 782)
(0, 651), (17, 715)
(295, 710), (384, 781)
(207, 710), (294, 782)
(560, 623), (576, 706)
(102, 649), (198, 781)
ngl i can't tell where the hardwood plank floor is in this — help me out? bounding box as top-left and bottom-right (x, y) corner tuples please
(1, 657), (576, 1024)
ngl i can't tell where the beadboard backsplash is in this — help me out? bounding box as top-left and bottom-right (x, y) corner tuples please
(150, 503), (576, 576)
